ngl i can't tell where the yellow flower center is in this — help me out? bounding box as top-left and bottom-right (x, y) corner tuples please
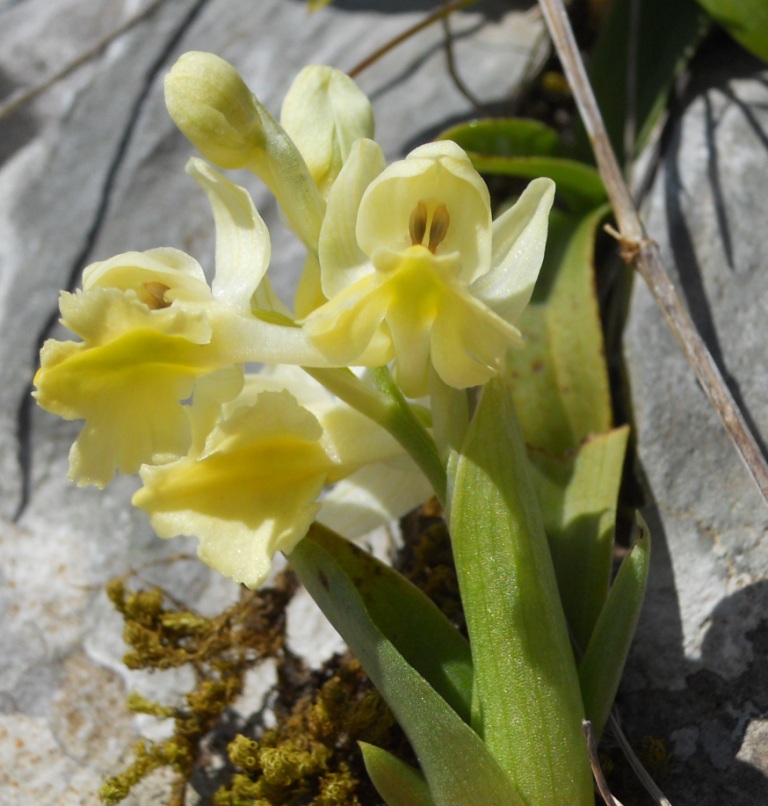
(140, 282), (172, 310)
(408, 200), (450, 254)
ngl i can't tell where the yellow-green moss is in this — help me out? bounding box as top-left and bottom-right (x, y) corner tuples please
(100, 505), (452, 805)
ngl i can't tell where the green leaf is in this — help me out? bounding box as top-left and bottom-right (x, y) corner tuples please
(504, 203), (628, 660)
(438, 119), (606, 212)
(290, 525), (523, 806)
(506, 205), (612, 455)
(583, 0), (707, 164)
(530, 426), (630, 651)
(447, 376), (593, 806)
(695, 0), (768, 62)
(578, 516), (651, 740)
(299, 523), (472, 720)
(359, 743), (436, 806)
(441, 118), (561, 157)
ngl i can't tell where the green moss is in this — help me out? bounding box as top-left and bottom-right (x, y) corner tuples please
(101, 505), (449, 805)
(214, 656), (406, 805)
(100, 570), (297, 805)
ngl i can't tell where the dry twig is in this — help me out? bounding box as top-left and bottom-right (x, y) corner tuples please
(538, 0), (768, 506)
(348, 0), (477, 79)
(583, 720), (620, 806)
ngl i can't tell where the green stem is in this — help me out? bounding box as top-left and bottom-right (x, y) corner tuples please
(304, 366), (447, 505)
(429, 367), (470, 462)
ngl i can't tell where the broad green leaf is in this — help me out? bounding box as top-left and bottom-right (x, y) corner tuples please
(359, 742), (435, 806)
(695, 0), (768, 62)
(312, 524), (472, 723)
(583, 0), (707, 164)
(530, 426), (630, 650)
(297, 523), (472, 720)
(290, 525), (523, 806)
(447, 376), (593, 806)
(442, 118), (561, 156)
(578, 517), (651, 740)
(439, 119), (606, 212)
(506, 205), (612, 454)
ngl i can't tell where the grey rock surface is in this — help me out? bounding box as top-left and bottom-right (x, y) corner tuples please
(0, 1), (542, 802)
(622, 40), (768, 805)
(4, 1), (766, 803)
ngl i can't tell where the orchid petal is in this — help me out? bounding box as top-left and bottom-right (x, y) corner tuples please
(302, 272), (393, 367)
(430, 289), (523, 390)
(186, 157), (275, 315)
(318, 455), (432, 538)
(281, 66), (374, 198)
(357, 141), (491, 284)
(82, 247), (210, 306)
(133, 390), (330, 589)
(472, 177), (555, 323)
(319, 138), (386, 299)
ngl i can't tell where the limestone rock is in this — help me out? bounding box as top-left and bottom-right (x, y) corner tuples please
(623, 38), (768, 805)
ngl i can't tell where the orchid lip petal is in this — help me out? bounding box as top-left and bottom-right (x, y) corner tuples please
(133, 370), (425, 588)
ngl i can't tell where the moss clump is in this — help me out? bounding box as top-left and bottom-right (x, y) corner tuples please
(100, 504), (454, 805)
(215, 655), (406, 805)
(100, 571), (297, 805)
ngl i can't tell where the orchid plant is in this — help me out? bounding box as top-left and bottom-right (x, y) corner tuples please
(35, 51), (650, 805)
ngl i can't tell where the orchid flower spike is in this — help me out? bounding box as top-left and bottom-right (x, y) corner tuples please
(303, 140), (556, 397)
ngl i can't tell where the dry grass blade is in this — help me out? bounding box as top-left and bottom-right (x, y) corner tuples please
(608, 713), (673, 806)
(583, 720), (620, 806)
(537, 0), (768, 507)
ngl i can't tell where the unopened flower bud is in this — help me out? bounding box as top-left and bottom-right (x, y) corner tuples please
(281, 65), (374, 198)
(164, 51), (265, 169)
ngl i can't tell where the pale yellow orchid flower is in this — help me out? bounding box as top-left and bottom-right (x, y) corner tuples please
(33, 159), (337, 488)
(33, 247), (230, 488)
(132, 367), (431, 589)
(303, 140), (556, 397)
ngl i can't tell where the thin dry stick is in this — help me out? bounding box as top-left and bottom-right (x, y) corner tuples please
(538, 0), (768, 506)
(608, 713), (673, 806)
(582, 720), (620, 806)
(441, 14), (485, 111)
(0, 0), (169, 121)
(348, 0), (478, 79)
